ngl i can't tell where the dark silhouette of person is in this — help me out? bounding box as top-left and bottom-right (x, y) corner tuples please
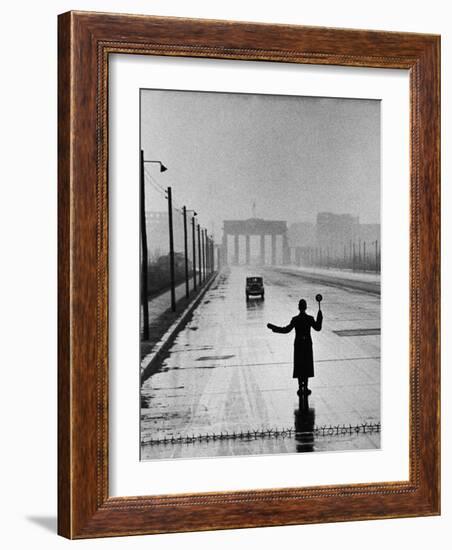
(267, 299), (323, 395)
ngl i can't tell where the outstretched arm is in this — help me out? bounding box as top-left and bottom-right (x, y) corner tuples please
(311, 310), (323, 332)
(267, 319), (294, 334)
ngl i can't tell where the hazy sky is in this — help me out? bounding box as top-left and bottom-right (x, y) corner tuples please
(141, 89), (380, 239)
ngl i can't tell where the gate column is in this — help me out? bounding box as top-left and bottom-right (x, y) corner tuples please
(234, 234), (239, 265)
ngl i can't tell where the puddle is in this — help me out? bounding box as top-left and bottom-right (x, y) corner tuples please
(196, 354), (235, 361)
(334, 328), (380, 337)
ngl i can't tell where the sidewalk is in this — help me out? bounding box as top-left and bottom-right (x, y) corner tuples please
(141, 277), (194, 330)
(140, 272), (219, 379)
(274, 265), (380, 294)
(140, 276), (198, 357)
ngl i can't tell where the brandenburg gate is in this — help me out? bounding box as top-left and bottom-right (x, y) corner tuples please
(222, 218), (289, 265)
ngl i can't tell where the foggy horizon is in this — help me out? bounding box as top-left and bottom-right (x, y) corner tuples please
(141, 89), (380, 242)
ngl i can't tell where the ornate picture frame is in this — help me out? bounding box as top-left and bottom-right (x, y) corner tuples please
(58, 11), (440, 538)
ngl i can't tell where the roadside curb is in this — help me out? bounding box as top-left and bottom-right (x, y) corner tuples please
(275, 267), (380, 295)
(140, 272), (219, 384)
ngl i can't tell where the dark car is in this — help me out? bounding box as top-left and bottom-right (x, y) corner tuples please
(246, 276), (265, 300)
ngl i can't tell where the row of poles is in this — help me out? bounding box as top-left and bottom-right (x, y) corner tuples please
(295, 239), (381, 273)
(140, 150), (215, 340)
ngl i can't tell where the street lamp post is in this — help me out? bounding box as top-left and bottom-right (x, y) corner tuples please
(191, 214), (197, 291)
(206, 234), (210, 274)
(210, 236), (214, 273)
(182, 206), (189, 300)
(211, 236), (215, 273)
(183, 208), (197, 299)
(184, 210), (197, 295)
(202, 229), (207, 282)
(167, 186), (176, 312)
(140, 150), (150, 340)
(140, 151), (168, 335)
(197, 223), (202, 287)
(201, 229), (205, 282)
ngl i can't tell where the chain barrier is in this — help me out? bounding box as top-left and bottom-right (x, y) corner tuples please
(141, 422), (381, 446)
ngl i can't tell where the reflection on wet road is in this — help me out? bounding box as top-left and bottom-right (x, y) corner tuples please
(141, 266), (380, 460)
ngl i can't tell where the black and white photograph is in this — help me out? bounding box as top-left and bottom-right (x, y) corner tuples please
(139, 89), (381, 460)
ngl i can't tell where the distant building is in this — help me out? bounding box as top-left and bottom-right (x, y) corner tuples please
(287, 212), (380, 269)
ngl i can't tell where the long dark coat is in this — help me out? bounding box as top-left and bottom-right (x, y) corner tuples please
(270, 311), (323, 378)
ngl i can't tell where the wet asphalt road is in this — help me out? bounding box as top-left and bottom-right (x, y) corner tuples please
(141, 265), (380, 459)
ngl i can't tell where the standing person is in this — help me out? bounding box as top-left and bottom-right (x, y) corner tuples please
(267, 299), (323, 396)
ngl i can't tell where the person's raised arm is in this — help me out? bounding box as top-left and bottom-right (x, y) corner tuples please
(311, 310), (323, 332)
(267, 318), (294, 334)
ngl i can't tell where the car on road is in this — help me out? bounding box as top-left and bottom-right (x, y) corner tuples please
(246, 276), (265, 301)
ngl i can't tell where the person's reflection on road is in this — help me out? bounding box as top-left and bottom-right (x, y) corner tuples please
(294, 393), (315, 453)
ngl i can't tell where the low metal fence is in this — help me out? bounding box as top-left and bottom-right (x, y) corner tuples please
(142, 422), (381, 446)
